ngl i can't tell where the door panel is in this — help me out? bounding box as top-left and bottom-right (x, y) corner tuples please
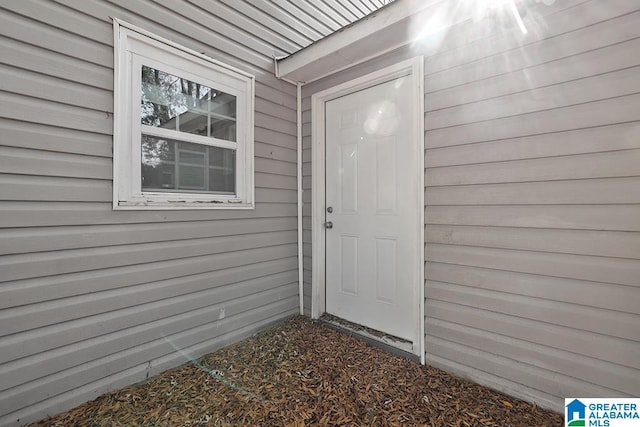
(339, 142), (358, 213)
(340, 235), (358, 295)
(325, 76), (418, 341)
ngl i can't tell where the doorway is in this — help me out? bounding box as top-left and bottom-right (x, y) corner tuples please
(311, 57), (424, 360)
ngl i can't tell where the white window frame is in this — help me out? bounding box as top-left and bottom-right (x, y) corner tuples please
(113, 19), (254, 210)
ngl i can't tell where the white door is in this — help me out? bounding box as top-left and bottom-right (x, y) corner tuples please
(325, 76), (419, 341)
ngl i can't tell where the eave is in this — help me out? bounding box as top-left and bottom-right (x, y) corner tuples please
(275, 0), (454, 84)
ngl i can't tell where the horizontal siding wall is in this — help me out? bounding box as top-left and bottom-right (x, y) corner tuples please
(0, 1), (383, 426)
(301, 0), (640, 414)
(423, 0), (640, 413)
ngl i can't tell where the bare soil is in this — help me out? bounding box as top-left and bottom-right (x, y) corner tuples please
(32, 316), (563, 426)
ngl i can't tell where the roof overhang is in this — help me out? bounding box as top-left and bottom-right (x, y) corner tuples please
(275, 0), (467, 84)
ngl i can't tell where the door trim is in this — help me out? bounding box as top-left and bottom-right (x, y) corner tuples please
(310, 57), (425, 363)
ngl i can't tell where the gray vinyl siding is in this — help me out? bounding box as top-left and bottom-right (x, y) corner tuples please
(422, 0), (640, 411)
(0, 1), (382, 426)
(302, 0), (640, 412)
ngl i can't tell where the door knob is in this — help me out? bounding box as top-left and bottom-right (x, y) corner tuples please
(324, 221), (333, 229)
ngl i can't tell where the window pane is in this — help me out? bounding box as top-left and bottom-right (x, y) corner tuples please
(179, 165), (205, 189)
(208, 146), (236, 193)
(142, 134), (175, 162)
(141, 66), (237, 142)
(208, 168), (235, 193)
(141, 135), (236, 194)
(178, 148), (205, 165)
(210, 91), (236, 141)
(141, 162), (175, 190)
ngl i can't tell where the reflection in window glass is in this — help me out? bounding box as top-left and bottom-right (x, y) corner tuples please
(141, 66), (237, 142)
(141, 135), (235, 194)
(179, 165), (205, 189)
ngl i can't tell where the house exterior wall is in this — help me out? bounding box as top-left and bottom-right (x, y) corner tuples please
(0, 1), (385, 425)
(302, 0), (640, 412)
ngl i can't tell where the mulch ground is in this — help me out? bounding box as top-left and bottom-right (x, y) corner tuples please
(32, 316), (563, 426)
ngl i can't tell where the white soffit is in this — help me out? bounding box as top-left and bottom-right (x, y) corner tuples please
(275, 0), (456, 83)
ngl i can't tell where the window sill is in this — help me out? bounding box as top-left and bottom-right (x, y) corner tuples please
(114, 200), (254, 210)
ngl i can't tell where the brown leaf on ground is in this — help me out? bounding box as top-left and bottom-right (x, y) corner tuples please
(31, 316), (563, 426)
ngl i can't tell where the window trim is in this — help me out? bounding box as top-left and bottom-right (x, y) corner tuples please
(113, 19), (255, 210)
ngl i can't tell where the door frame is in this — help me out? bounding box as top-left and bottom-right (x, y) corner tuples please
(310, 57), (425, 362)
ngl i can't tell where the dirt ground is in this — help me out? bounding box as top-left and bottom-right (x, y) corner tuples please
(32, 316), (563, 426)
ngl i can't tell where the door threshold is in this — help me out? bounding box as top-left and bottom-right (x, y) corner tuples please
(319, 314), (419, 363)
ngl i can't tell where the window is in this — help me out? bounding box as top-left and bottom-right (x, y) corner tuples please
(113, 20), (254, 209)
